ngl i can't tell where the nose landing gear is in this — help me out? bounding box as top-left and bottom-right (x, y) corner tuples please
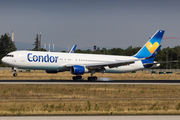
(13, 73), (17, 77)
(12, 67), (17, 77)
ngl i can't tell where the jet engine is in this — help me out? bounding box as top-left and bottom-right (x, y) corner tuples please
(70, 65), (89, 75)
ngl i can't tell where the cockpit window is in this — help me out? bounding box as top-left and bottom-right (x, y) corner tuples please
(6, 55), (14, 57)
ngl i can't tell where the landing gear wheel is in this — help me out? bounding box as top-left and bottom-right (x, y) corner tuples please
(73, 76), (82, 81)
(13, 73), (17, 77)
(73, 76), (77, 81)
(78, 76), (82, 79)
(88, 76), (97, 81)
(88, 71), (98, 81)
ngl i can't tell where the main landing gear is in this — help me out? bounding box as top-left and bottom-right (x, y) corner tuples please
(72, 71), (98, 81)
(87, 71), (98, 81)
(88, 76), (97, 81)
(72, 75), (83, 81)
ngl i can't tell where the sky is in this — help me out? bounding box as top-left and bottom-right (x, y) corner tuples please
(0, 0), (180, 51)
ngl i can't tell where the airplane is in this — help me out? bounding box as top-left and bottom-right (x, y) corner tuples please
(1, 30), (177, 80)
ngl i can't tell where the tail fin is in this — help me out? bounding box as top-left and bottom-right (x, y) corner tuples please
(134, 30), (165, 58)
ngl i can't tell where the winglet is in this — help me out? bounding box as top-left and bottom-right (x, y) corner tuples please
(69, 45), (77, 53)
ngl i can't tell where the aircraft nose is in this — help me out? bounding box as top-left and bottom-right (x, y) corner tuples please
(1, 57), (5, 63)
(1, 56), (12, 66)
(1, 57), (8, 65)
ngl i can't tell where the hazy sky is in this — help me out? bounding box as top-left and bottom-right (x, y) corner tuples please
(0, 0), (180, 50)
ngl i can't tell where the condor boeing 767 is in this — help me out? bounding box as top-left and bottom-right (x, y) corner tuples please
(1, 30), (176, 80)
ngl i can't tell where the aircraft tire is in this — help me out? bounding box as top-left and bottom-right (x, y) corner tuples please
(13, 73), (17, 77)
(88, 77), (91, 81)
(88, 76), (97, 81)
(78, 76), (82, 79)
(73, 76), (77, 81)
(73, 76), (82, 80)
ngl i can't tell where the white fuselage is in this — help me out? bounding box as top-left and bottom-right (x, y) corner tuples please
(2, 51), (146, 73)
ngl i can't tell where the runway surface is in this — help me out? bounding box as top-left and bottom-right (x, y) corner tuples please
(0, 80), (180, 85)
(0, 115), (180, 120)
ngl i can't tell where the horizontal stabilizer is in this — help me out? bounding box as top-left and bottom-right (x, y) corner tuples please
(143, 60), (178, 66)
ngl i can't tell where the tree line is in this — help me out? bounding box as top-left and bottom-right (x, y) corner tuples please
(0, 33), (179, 69)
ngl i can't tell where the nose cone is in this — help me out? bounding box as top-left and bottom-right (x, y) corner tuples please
(1, 57), (9, 65)
(1, 57), (5, 64)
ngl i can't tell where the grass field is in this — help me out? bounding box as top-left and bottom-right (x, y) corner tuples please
(0, 70), (180, 80)
(0, 84), (180, 115)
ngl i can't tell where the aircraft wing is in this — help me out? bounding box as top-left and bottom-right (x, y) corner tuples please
(143, 60), (178, 66)
(86, 59), (136, 69)
(65, 58), (145, 69)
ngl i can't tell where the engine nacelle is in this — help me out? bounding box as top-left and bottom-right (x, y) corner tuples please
(70, 65), (89, 75)
(46, 70), (58, 74)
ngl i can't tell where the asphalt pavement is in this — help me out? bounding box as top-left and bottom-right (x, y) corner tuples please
(0, 79), (180, 85)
